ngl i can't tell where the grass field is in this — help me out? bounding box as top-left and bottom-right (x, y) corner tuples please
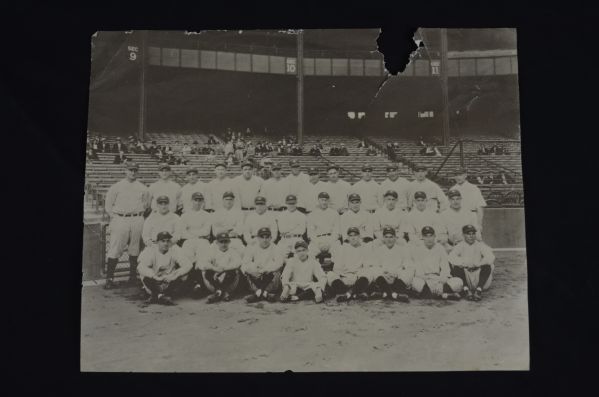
(80, 251), (528, 372)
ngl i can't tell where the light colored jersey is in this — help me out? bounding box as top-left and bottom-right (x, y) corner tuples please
(286, 172), (310, 204)
(407, 179), (448, 212)
(440, 207), (479, 244)
(261, 177), (291, 208)
(180, 181), (209, 213)
(142, 212), (181, 245)
(378, 176), (410, 209)
(372, 243), (414, 275)
(179, 209), (212, 239)
(197, 243), (242, 272)
(404, 208), (448, 242)
(149, 179), (181, 213)
(105, 178), (148, 215)
(451, 181), (486, 212)
(299, 180), (329, 212)
(448, 240), (495, 267)
(276, 210), (307, 237)
(206, 177), (239, 211)
(243, 211), (279, 243)
(340, 209), (374, 240)
(233, 175), (264, 209)
(307, 207), (340, 239)
(325, 179), (351, 211)
(372, 206), (407, 240)
(349, 179), (381, 211)
(138, 244), (192, 279)
(211, 207), (244, 236)
(241, 243), (285, 275)
(410, 243), (451, 278)
(281, 256), (326, 285)
(331, 243), (372, 275)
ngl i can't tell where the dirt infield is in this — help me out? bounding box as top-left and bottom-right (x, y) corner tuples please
(81, 251), (528, 372)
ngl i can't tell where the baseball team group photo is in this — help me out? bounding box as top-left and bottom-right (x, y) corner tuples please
(81, 28), (529, 372)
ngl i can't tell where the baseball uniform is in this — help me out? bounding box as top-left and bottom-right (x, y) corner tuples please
(233, 174), (264, 211)
(372, 205), (408, 241)
(440, 206), (480, 246)
(196, 241), (242, 294)
(340, 209), (375, 241)
(179, 208), (213, 261)
(206, 177), (239, 211)
(286, 172), (310, 204)
(149, 179), (182, 213)
(181, 180), (209, 213)
(210, 207), (245, 252)
(243, 210), (279, 246)
(407, 179), (448, 212)
(241, 241), (285, 295)
(299, 180), (329, 213)
(409, 242), (463, 296)
(325, 179), (351, 212)
(327, 241), (371, 287)
(142, 211), (181, 247)
(451, 180), (486, 226)
(261, 177), (291, 209)
(350, 179), (381, 212)
(378, 177), (410, 210)
(276, 208), (307, 257)
(281, 255), (327, 295)
(372, 241), (415, 286)
(307, 206), (341, 253)
(404, 208), (448, 245)
(137, 243), (193, 298)
(448, 240), (495, 291)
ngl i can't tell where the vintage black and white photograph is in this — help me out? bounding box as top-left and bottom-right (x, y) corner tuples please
(81, 28), (528, 372)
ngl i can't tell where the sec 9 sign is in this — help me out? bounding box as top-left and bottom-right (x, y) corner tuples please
(128, 46), (139, 61)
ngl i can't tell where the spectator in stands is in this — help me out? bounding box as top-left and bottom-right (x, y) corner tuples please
(98, 138), (110, 153)
(86, 147), (99, 162)
(329, 145), (339, 156)
(309, 144), (321, 156)
(181, 143), (192, 156)
(433, 146), (442, 157)
(226, 153), (236, 167)
(316, 140), (323, 150)
(246, 142), (255, 158)
(113, 150), (128, 164)
(417, 136), (426, 147)
(477, 145), (486, 155)
(358, 139), (367, 149)
(366, 146), (378, 156)
(339, 143), (349, 156)
(234, 142), (245, 162)
(112, 138), (127, 153)
(420, 145), (436, 156)
(290, 144), (302, 156)
(207, 135), (218, 145)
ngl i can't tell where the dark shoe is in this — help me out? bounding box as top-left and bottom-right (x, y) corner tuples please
(245, 294), (261, 303)
(463, 288), (474, 301)
(222, 292), (231, 302)
(369, 291), (384, 300)
(336, 293), (351, 303)
(192, 284), (204, 299)
(125, 277), (139, 287)
(207, 292), (222, 304)
(103, 279), (118, 290)
(394, 293), (410, 303)
(357, 292), (369, 301)
(145, 294), (158, 304)
(473, 288), (483, 301)
(157, 294), (176, 306)
(265, 293), (278, 303)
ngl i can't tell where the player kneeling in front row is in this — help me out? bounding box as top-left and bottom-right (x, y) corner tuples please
(137, 231), (193, 305)
(241, 227), (285, 303)
(196, 232), (242, 303)
(410, 226), (463, 300)
(280, 241), (327, 303)
(328, 227), (371, 302)
(370, 227), (413, 302)
(448, 224), (495, 301)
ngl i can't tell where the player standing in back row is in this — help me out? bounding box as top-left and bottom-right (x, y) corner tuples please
(407, 165), (448, 212)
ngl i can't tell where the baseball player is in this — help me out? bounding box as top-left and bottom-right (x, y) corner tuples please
(210, 191), (245, 253)
(349, 164), (380, 213)
(243, 195), (278, 246)
(196, 232), (243, 303)
(180, 167), (208, 214)
(137, 231), (193, 305)
(451, 168), (486, 231)
(275, 194), (307, 258)
(261, 162), (291, 210)
(306, 191), (341, 256)
(286, 159), (310, 212)
(104, 162), (149, 288)
(406, 165), (448, 212)
(339, 193), (375, 243)
(233, 161), (264, 215)
(410, 226), (463, 300)
(206, 163), (239, 211)
(325, 165), (351, 214)
(404, 191), (448, 246)
(372, 190), (408, 243)
(440, 189), (480, 250)
(280, 241), (327, 303)
(378, 164), (410, 210)
(148, 163), (181, 213)
(141, 195), (181, 247)
(328, 227), (372, 302)
(298, 167), (329, 213)
(370, 227), (413, 302)
(448, 224), (495, 301)
(179, 192), (213, 263)
(240, 227), (285, 303)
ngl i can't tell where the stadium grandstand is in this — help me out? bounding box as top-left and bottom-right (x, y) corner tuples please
(83, 29), (523, 279)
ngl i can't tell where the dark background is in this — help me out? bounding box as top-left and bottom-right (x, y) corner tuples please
(5, 1), (597, 394)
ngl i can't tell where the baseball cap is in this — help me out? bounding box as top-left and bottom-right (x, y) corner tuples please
(414, 165), (427, 172)
(361, 164), (373, 172)
(456, 167), (468, 175)
(254, 196), (266, 205)
(186, 167), (199, 175)
(414, 191), (427, 200)
(126, 162), (139, 170)
(223, 191), (235, 199)
(318, 192), (330, 199)
(156, 231), (173, 241)
(383, 190), (398, 199)
(158, 163), (171, 171)
(463, 224), (477, 234)
(421, 226), (435, 236)
(286, 194), (297, 203)
(448, 189), (462, 198)
(271, 163), (282, 170)
(327, 165), (339, 171)
(308, 167), (319, 175)
(214, 162), (227, 169)
(156, 195), (170, 204)
(294, 241), (308, 250)
(241, 161), (253, 169)
(257, 227), (271, 237)
(289, 160), (300, 168)
(348, 193), (361, 202)
(191, 192), (204, 200)
(347, 227), (360, 236)
(382, 227), (396, 236)
(215, 232), (230, 242)
(386, 164), (398, 171)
